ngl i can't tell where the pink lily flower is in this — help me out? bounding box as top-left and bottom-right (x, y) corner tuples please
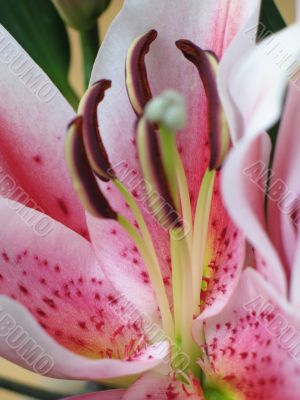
(0, 0), (261, 398)
(192, 10), (300, 400)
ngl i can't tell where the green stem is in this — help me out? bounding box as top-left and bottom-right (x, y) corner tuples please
(80, 23), (100, 89)
(0, 376), (69, 400)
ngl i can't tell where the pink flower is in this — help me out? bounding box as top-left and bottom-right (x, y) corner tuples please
(0, 0), (262, 398)
(199, 8), (300, 399)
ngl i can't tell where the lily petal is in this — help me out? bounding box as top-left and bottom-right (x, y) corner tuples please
(291, 234), (300, 306)
(227, 23), (300, 138)
(0, 295), (168, 380)
(0, 198), (168, 378)
(221, 131), (287, 295)
(197, 269), (300, 400)
(267, 85), (300, 274)
(200, 174), (245, 318)
(0, 24), (87, 236)
(217, 4), (261, 142)
(86, 207), (163, 321)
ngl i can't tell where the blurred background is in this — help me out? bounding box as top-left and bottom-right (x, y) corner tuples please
(0, 0), (295, 398)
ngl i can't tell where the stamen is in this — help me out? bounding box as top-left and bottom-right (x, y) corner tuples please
(113, 179), (175, 340)
(145, 91), (192, 246)
(136, 117), (182, 229)
(191, 168), (216, 314)
(176, 40), (230, 170)
(171, 228), (200, 376)
(65, 117), (117, 219)
(78, 79), (115, 181)
(117, 214), (174, 339)
(125, 29), (157, 115)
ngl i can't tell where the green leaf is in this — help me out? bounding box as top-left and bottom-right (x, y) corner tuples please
(0, 0), (78, 108)
(258, 0), (287, 42)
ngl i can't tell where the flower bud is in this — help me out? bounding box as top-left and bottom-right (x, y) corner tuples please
(52, 0), (111, 30)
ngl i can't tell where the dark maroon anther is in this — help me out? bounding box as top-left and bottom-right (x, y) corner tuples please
(80, 79), (115, 181)
(176, 39), (230, 170)
(126, 29), (158, 116)
(65, 116), (117, 219)
(137, 117), (182, 230)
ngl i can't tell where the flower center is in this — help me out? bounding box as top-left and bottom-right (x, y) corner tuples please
(65, 30), (230, 379)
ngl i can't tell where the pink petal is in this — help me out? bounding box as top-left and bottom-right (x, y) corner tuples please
(221, 132), (287, 295)
(267, 86), (300, 274)
(0, 295), (168, 380)
(199, 173), (245, 318)
(197, 269), (300, 400)
(62, 390), (125, 400)
(0, 198), (168, 378)
(217, 4), (261, 143)
(86, 184), (167, 319)
(122, 372), (204, 399)
(290, 231), (300, 306)
(0, 25), (86, 236)
(227, 23), (300, 138)
(88, 0), (259, 313)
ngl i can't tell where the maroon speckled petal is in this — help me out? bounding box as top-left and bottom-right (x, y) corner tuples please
(0, 199), (169, 377)
(198, 269), (300, 400)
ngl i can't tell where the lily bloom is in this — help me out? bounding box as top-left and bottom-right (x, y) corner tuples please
(0, 0), (261, 398)
(194, 11), (300, 400)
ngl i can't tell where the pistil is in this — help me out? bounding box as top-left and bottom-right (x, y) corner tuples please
(145, 91), (193, 246)
(143, 91), (196, 363)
